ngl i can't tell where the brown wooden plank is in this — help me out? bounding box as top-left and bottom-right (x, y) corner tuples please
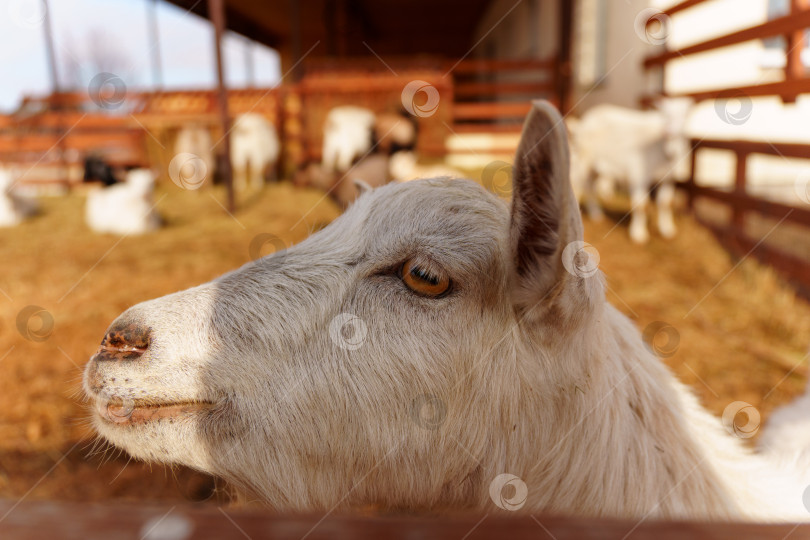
(452, 58), (556, 74)
(450, 123), (525, 134)
(453, 102), (533, 120)
(0, 132), (144, 154)
(5, 113), (136, 131)
(454, 81), (554, 97)
(661, 0), (713, 16)
(682, 182), (810, 227)
(693, 139), (810, 159)
(644, 9), (810, 67)
(1, 500), (809, 540)
(678, 78), (810, 102)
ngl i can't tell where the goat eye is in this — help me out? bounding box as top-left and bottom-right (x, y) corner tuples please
(401, 260), (451, 297)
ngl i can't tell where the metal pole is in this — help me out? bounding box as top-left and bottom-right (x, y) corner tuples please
(147, 0), (163, 87)
(208, 0), (235, 212)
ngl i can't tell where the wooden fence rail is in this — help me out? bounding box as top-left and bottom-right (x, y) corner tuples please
(643, 0), (810, 299)
(1, 500), (808, 540)
(683, 139), (810, 298)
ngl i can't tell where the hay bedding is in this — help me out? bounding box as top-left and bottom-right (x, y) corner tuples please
(0, 182), (806, 503)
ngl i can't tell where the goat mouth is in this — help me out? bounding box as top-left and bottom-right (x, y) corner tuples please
(94, 399), (214, 425)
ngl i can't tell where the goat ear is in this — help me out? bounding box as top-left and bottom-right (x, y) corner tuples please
(509, 100), (584, 308)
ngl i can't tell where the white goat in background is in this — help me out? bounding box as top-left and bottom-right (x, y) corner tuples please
(85, 169), (160, 235)
(321, 106), (377, 173)
(174, 124), (215, 188)
(84, 102), (810, 521)
(569, 99), (692, 244)
(230, 113), (279, 192)
(388, 151), (464, 182)
(0, 168), (37, 227)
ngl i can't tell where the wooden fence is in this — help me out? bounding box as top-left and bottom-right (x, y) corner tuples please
(0, 55), (560, 185)
(643, 0), (810, 299)
(1, 499), (808, 539)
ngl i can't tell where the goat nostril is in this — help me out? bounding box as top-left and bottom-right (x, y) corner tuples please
(99, 320), (151, 359)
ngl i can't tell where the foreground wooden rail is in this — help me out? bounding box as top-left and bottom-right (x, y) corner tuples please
(0, 500), (808, 539)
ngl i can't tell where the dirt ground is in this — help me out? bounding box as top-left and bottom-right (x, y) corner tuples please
(0, 180), (808, 505)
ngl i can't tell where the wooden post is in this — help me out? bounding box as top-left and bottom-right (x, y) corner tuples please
(208, 0), (235, 212)
(335, 0), (348, 58)
(731, 149), (748, 230)
(556, 0), (574, 114)
(290, 0), (303, 82)
(786, 0), (808, 81)
(686, 140), (698, 211)
(147, 0), (163, 88)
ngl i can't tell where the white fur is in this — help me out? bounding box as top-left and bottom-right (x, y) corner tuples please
(84, 102), (810, 521)
(174, 124), (215, 187)
(321, 106), (376, 173)
(759, 372), (810, 462)
(230, 113), (279, 192)
(85, 169), (160, 235)
(0, 168), (36, 227)
(389, 151), (464, 182)
(569, 99), (692, 244)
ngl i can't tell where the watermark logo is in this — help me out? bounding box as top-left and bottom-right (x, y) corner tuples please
(329, 313), (368, 351)
(722, 401), (760, 439)
(714, 89), (753, 126)
(16, 305), (53, 342)
(634, 8), (671, 45)
(401, 80), (440, 118)
(794, 171), (810, 205)
(88, 72), (127, 110)
(168, 153), (208, 190)
(94, 390), (136, 425)
(642, 321), (680, 358)
(489, 473), (528, 511)
(139, 512), (194, 540)
(248, 233), (288, 267)
(409, 394), (448, 430)
(562, 241), (600, 278)
(481, 160), (513, 197)
(8, 0), (46, 29)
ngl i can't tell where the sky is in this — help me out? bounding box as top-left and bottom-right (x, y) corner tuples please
(0, 0), (282, 112)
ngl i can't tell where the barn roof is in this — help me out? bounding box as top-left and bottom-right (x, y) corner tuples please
(164, 0), (492, 59)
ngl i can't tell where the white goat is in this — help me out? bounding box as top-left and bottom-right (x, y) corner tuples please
(230, 113), (279, 192)
(388, 151), (464, 182)
(0, 168), (36, 227)
(85, 169), (160, 235)
(321, 106), (377, 173)
(174, 124), (215, 188)
(569, 99), (692, 244)
(84, 102), (810, 521)
(373, 112), (418, 155)
(294, 154), (391, 209)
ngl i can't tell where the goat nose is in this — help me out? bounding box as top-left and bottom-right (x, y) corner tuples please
(96, 320), (151, 360)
